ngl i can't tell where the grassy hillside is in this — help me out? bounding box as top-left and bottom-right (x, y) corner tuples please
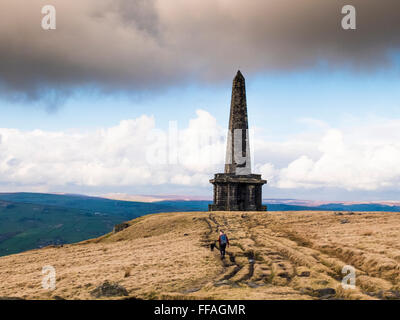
(0, 210), (399, 300)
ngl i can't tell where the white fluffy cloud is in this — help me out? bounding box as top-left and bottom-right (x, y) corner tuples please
(255, 120), (400, 191)
(0, 110), (225, 191)
(1, 112), (400, 194)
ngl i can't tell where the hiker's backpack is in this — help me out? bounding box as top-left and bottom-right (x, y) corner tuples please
(220, 234), (227, 245)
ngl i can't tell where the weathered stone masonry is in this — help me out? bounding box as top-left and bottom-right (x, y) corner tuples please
(209, 71), (267, 211)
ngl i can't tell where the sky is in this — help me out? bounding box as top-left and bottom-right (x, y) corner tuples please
(1, 0), (400, 201)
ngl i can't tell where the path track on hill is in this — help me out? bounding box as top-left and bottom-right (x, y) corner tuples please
(198, 212), (400, 300)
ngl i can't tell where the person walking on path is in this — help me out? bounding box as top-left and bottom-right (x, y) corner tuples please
(218, 230), (230, 259)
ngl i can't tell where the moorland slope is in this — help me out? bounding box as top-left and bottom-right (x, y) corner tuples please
(0, 211), (399, 300)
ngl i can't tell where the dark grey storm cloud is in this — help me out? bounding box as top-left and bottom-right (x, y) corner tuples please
(0, 0), (400, 103)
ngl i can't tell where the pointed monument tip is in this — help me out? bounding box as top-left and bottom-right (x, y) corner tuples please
(234, 70), (244, 81)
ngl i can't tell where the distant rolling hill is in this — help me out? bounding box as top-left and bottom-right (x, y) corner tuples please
(0, 200), (122, 256)
(0, 193), (209, 216)
(0, 192), (399, 257)
(265, 203), (400, 212)
(0, 193), (209, 257)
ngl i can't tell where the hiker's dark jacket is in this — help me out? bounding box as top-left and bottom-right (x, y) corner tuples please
(218, 234), (229, 246)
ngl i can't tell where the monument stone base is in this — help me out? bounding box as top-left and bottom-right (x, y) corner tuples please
(209, 173), (267, 211)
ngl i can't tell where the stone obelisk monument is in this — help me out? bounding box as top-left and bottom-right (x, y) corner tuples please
(209, 71), (267, 211)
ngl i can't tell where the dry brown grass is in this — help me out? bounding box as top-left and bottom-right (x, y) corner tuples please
(0, 211), (399, 300)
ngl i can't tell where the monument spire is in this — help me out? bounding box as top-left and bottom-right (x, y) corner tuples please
(225, 70), (251, 175)
(209, 71), (267, 211)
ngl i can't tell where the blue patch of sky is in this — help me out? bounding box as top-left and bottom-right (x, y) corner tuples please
(1, 65), (400, 138)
